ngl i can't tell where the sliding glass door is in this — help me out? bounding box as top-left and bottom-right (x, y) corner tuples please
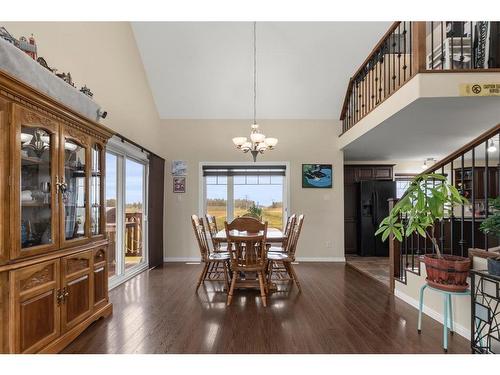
(106, 138), (149, 288)
(124, 158), (145, 270)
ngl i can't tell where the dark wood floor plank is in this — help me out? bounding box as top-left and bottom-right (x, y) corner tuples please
(62, 262), (470, 354)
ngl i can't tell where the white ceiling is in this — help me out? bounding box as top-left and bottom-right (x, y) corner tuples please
(342, 97), (500, 162)
(131, 22), (391, 119)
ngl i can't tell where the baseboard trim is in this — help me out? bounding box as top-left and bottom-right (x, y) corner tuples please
(164, 257), (201, 262)
(163, 256), (346, 263)
(394, 289), (470, 340)
(295, 257), (346, 262)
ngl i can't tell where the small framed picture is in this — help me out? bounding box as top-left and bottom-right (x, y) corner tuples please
(302, 164), (333, 188)
(173, 177), (186, 193)
(171, 160), (187, 176)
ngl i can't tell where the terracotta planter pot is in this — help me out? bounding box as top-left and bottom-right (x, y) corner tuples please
(423, 254), (471, 292)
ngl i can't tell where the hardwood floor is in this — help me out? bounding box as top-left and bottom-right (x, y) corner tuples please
(62, 262), (470, 354)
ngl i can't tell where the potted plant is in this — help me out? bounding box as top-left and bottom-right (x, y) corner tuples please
(376, 173), (471, 292)
(479, 197), (500, 276)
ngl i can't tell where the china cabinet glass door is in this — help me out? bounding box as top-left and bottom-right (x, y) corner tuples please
(90, 143), (104, 237)
(60, 128), (90, 247)
(18, 124), (59, 257)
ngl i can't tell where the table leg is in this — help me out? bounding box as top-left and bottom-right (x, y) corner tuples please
(447, 294), (454, 335)
(417, 284), (427, 333)
(443, 293), (448, 352)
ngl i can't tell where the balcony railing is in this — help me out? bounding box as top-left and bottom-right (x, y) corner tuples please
(340, 21), (500, 134)
(389, 123), (500, 290)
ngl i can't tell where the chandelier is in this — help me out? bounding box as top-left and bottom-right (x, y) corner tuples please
(232, 22), (277, 162)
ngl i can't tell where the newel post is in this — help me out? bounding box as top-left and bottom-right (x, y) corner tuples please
(412, 22), (427, 73)
(388, 198), (400, 293)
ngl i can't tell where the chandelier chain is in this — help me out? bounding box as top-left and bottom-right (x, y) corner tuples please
(253, 21), (257, 125)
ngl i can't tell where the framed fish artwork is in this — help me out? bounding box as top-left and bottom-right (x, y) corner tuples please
(302, 164), (332, 188)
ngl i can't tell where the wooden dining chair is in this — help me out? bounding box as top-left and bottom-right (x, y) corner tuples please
(225, 220), (269, 307)
(267, 214), (304, 292)
(268, 214), (296, 254)
(227, 216), (264, 233)
(191, 215), (231, 292)
(205, 214), (226, 252)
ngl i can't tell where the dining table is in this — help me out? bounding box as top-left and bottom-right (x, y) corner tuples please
(213, 227), (285, 244)
(212, 227), (285, 292)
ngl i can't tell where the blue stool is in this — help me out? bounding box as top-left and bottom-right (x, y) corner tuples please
(417, 284), (470, 352)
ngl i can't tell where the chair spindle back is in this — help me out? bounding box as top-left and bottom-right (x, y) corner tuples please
(191, 214), (211, 262)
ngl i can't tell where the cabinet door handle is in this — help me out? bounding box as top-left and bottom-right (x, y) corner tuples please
(62, 287), (69, 301)
(56, 289), (64, 305)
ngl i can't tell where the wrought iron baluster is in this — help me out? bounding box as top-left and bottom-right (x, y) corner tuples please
(484, 139), (489, 251)
(441, 166), (446, 253)
(460, 21), (465, 68)
(403, 21), (407, 82)
(472, 147), (476, 250)
(460, 155), (465, 257)
(471, 21), (475, 69)
(378, 50), (383, 103)
(440, 22), (445, 69)
(392, 32), (396, 91)
(397, 23), (401, 87)
(431, 21), (434, 69)
(450, 160), (455, 255)
(409, 22), (413, 76)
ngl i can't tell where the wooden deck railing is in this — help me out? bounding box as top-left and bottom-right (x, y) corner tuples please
(340, 21), (500, 134)
(389, 123), (500, 291)
(105, 211), (143, 259)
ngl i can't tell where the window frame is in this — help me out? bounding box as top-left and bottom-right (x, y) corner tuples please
(199, 161), (290, 228)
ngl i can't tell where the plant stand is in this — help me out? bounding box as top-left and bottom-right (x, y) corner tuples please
(417, 284), (470, 352)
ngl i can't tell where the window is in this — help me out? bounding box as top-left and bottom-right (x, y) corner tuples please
(202, 164), (288, 229)
(395, 174), (416, 198)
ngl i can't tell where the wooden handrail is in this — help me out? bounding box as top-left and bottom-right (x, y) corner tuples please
(423, 123), (500, 174)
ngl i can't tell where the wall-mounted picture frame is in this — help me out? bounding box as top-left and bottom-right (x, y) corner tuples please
(171, 160), (187, 176)
(173, 176), (186, 193)
(302, 164), (332, 188)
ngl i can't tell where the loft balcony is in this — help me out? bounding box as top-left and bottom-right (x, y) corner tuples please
(339, 22), (500, 161)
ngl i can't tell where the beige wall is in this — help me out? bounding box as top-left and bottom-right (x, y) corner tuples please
(160, 119), (345, 261)
(2, 22), (163, 156)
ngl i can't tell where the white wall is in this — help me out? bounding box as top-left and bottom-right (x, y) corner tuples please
(160, 119), (345, 261)
(1, 22), (164, 157)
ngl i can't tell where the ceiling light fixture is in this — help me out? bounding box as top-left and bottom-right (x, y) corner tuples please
(232, 22), (277, 162)
(422, 158), (435, 170)
(487, 139), (497, 153)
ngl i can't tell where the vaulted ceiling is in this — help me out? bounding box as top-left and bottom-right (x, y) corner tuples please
(131, 22), (391, 119)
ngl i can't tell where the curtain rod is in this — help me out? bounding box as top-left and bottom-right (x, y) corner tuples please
(113, 133), (162, 160)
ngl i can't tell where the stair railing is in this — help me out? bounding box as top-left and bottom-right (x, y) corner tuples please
(389, 123), (500, 291)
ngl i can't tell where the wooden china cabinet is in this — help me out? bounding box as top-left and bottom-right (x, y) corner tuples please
(0, 71), (113, 353)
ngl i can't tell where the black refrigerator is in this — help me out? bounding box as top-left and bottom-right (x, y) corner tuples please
(358, 180), (396, 257)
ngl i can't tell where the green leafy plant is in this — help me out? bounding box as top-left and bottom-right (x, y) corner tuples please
(375, 173), (468, 258)
(247, 204), (263, 219)
(480, 197), (500, 238)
